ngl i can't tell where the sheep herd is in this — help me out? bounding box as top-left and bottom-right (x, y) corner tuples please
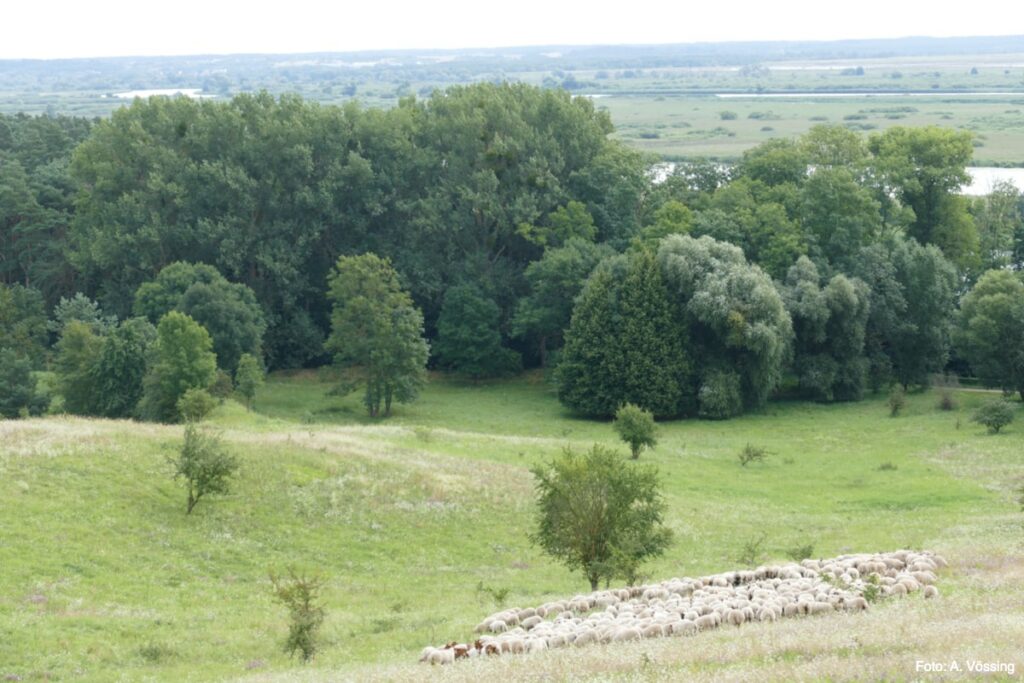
(419, 550), (946, 665)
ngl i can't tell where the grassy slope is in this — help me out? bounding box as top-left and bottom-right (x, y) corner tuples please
(1, 375), (1022, 681)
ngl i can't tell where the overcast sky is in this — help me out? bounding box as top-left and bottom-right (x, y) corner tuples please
(4, 0), (1019, 60)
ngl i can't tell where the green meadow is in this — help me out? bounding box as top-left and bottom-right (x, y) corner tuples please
(2, 375), (1022, 681)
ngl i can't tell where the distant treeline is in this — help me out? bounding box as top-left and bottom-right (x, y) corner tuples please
(1, 34), (1022, 108)
(3, 84), (1024, 420)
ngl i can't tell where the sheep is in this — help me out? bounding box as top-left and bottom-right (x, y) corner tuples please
(421, 549), (948, 662)
(520, 615), (543, 631)
(642, 623), (666, 639)
(527, 638), (547, 653)
(726, 609), (746, 626)
(612, 627), (642, 642)
(426, 648), (454, 665)
(694, 613), (720, 631)
(807, 602), (833, 616)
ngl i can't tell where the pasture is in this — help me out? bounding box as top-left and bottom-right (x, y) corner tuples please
(601, 94), (1024, 164)
(1, 374), (1022, 681)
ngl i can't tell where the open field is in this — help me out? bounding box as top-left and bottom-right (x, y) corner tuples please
(1, 374), (1022, 681)
(601, 94), (1024, 164)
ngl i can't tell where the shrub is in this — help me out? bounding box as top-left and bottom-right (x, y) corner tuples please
(209, 370), (234, 400)
(971, 399), (1015, 434)
(738, 443), (769, 467)
(176, 388), (217, 423)
(270, 569), (326, 663)
(530, 444), (672, 590)
(169, 424), (238, 514)
(888, 386), (906, 417)
(235, 353), (264, 410)
(613, 403), (657, 459)
(0, 349), (45, 418)
(786, 543), (815, 562)
(475, 581), (511, 607)
(738, 532), (767, 566)
(698, 370), (743, 419)
(932, 373), (959, 411)
(719, 111), (738, 120)
(139, 312), (217, 423)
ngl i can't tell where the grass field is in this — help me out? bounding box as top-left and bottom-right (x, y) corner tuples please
(600, 94), (1024, 164)
(1, 374), (1022, 681)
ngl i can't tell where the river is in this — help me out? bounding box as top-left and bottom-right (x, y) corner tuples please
(654, 163), (1024, 196)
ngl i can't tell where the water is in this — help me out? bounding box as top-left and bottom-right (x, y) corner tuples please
(110, 88), (211, 99)
(714, 92), (1024, 98)
(652, 163), (1024, 196)
(964, 167), (1024, 196)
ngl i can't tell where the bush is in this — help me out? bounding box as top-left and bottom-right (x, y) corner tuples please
(169, 425), (238, 514)
(932, 373), (959, 411)
(738, 532), (767, 566)
(698, 370), (743, 419)
(719, 111), (738, 120)
(613, 403), (657, 459)
(786, 543), (815, 562)
(971, 399), (1015, 434)
(235, 353), (264, 410)
(209, 370), (234, 400)
(0, 349), (46, 418)
(888, 386), (906, 417)
(738, 443), (769, 467)
(270, 569), (326, 663)
(176, 388), (217, 423)
(530, 444), (672, 590)
(139, 312), (217, 423)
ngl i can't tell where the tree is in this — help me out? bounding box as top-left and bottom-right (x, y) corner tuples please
(54, 321), (104, 414)
(434, 284), (520, 379)
(888, 239), (958, 388)
(49, 293), (115, 336)
(801, 124), (868, 169)
(971, 399), (1015, 434)
(868, 126), (979, 269)
(613, 404), (657, 459)
(517, 201), (597, 248)
(139, 312), (218, 422)
(799, 168), (882, 269)
(530, 444), (672, 590)
(782, 257), (871, 402)
(270, 569), (326, 663)
(735, 138), (808, 187)
(134, 262), (266, 373)
(169, 424), (238, 513)
(90, 317), (156, 418)
(955, 270), (1024, 398)
(235, 353), (264, 410)
(512, 238), (614, 367)
(177, 388), (217, 422)
(0, 283), (47, 366)
(970, 181), (1023, 272)
(658, 234), (793, 417)
(557, 250), (693, 418)
(0, 348), (45, 418)
(325, 254), (428, 417)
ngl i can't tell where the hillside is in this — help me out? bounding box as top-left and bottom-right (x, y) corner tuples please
(1, 376), (1021, 681)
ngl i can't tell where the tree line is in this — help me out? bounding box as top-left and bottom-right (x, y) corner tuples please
(2, 84), (1024, 421)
